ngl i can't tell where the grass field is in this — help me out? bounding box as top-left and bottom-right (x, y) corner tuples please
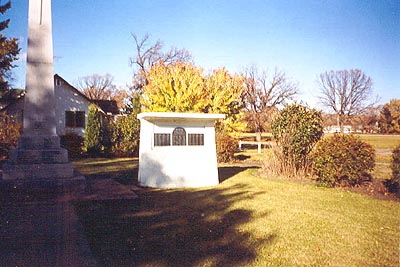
(73, 146), (400, 266)
(356, 134), (400, 150)
(238, 133), (400, 181)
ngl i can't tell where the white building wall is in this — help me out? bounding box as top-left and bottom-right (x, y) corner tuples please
(138, 113), (224, 188)
(54, 79), (91, 137)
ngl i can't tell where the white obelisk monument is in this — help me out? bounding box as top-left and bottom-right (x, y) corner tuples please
(2, 0), (76, 182)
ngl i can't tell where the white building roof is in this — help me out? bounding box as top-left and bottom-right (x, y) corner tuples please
(137, 112), (225, 122)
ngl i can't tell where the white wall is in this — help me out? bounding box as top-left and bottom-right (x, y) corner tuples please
(138, 113), (223, 188)
(54, 78), (91, 137)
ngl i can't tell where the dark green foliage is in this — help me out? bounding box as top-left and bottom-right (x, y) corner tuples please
(0, 1), (20, 94)
(112, 113), (140, 157)
(60, 132), (84, 159)
(392, 145), (400, 185)
(312, 134), (375, 187)
(270, 103), (323, 173)
(378, 99), (400, 134)
(384, 144), (400, 194)
(111, 92), (141, 157)
(84, 104), (102, 156)
(0, 112), (21, 160)
(124, 92), (141, 115)
(100, 116), (115, 156)
(216, 131), (237, 163)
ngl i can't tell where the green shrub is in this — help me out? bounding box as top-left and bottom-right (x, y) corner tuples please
(312, 134), (375, 187)
(384, 144), (400, 194)
(112, 114), (140, 157)
(270, 103), (323, 175)
(60, 132), (84, 159)
(101, 117), (116, 157)
(84, 104), (102, 156)
(216, 132), (237, 163)
(0, 113), (21, 160)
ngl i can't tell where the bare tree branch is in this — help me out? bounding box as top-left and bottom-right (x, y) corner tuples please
(76, 73), (115, 100)
(129, 33), (192, 93)
(318, 69), (377, 131)
(242, 66), (298, 133)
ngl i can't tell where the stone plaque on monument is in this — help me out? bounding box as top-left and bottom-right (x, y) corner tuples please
(2, 0), (80, 184)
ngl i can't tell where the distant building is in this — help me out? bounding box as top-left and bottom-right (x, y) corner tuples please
(323, 125), (353, 134)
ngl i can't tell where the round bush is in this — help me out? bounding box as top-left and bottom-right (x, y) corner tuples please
(270, 103), (323, 172)
(384, 144), (400, 194)
(312, 134), (375, 187)
(216, 132), (237, 163)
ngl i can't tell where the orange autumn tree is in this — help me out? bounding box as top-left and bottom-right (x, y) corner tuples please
(142, 61), (205, 112)
(142, 61), (245, 132)
(204, 68), (245, 132)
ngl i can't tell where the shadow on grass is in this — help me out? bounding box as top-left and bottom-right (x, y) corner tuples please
(218, 166), (259, 183)
(73, 158), (139, 185)
(74, 183), (275, 267)
(73, 158), (274, 266)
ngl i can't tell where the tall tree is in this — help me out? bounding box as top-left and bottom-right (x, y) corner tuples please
(318, 69), (376, 132)
(142, 62), (245, 132)
(0, 1), (20, 95)
(76, 73), (115, 100)
(241, 66), (298, 136)
(204, 68), (246, 132)
(76, 73), (128, 110)
(141, 61), (206, 112)
(130, 33), (192, 93)
(378, 99), (400, 134)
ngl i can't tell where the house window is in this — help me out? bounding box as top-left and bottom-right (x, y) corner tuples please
(188, 133), (204, 146)
(65, 111), (85, 128)
(154, 133), (171, 146)
(172, 127), (186, 146)
(55, 79), (61, 86)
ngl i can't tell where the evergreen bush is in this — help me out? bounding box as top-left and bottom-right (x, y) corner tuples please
(112, 114), (140, 157)
(84, 104), (102, 156)
(312, 134), (375, 187)
(384, 144), (400, 194)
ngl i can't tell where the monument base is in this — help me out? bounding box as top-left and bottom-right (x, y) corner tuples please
(2, 162), (75, 180)
(1, 134), (82, 186)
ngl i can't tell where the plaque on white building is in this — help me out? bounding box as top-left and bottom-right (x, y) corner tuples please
(137, 112), (225, 188)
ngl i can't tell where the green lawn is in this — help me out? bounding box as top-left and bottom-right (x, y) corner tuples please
(356, 134), (400, 150)
(73, 157), (400, 267)
(237, 133), (399, 180)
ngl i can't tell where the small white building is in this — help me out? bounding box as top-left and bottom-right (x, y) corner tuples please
(137, 112), (225, 188)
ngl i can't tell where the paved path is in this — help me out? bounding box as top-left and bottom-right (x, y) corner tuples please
(0, 179), (138, 267)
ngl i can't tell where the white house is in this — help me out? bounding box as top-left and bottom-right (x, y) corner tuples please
(54, 74), (92, 136)
(1, 74), (120, 137)
(137, 112), (225, 188)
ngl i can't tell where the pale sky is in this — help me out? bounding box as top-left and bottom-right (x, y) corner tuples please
(5, 0), (400, 108)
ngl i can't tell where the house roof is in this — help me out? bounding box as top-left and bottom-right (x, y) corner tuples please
(55, 74), (120, 116)
(54, 74), (91, 102)
(1, 75), (119, 116)
(137, 112), (225, 123)
(93, 100), (120, 115)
